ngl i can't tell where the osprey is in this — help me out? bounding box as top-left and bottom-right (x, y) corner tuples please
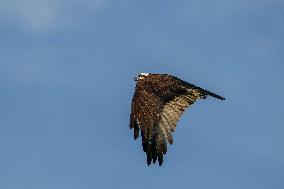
(129, 73), (225, 166)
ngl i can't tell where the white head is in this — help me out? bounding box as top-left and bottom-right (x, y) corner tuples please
(134, 73), (150, 81)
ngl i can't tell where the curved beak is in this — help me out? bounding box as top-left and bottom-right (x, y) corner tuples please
(134, 76), (138, 81)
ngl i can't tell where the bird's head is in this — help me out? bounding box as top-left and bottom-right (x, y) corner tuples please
(134, 73), (150, 81)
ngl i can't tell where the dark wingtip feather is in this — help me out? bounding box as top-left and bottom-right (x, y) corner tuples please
(133, 120), (139, 140)
(147, 158), (151, 166)
(158, 148), (164, 166)
(151, 137), (157, 164)
(212, 94), (225, 100)
(147, 143), (152, 166)
(134, 130), (139, 140)
(141, 132), (147, 152)
(153, 156), (157, 164)
(201, 89), (225, 100)
(158, 154), (163, 166)
(163, 143), (167, 155)
(142, 143), (147, 152)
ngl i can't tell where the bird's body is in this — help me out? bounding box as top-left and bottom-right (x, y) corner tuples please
(129, 73), (225, 166)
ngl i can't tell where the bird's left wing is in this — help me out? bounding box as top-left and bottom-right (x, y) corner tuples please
(130, 86), (164, 165)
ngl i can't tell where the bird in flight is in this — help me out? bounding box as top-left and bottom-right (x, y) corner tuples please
(129, 73), (225, 166)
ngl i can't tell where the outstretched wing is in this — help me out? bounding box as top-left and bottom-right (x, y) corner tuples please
(130, 74), (224, 166)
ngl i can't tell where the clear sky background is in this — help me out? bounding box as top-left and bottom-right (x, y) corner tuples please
(1, 0), (283, 189)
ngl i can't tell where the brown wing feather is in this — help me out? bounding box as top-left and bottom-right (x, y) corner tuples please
(130, 74), (224, 166)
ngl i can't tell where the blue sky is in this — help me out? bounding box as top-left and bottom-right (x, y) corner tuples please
(0, 0), (284, 188)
